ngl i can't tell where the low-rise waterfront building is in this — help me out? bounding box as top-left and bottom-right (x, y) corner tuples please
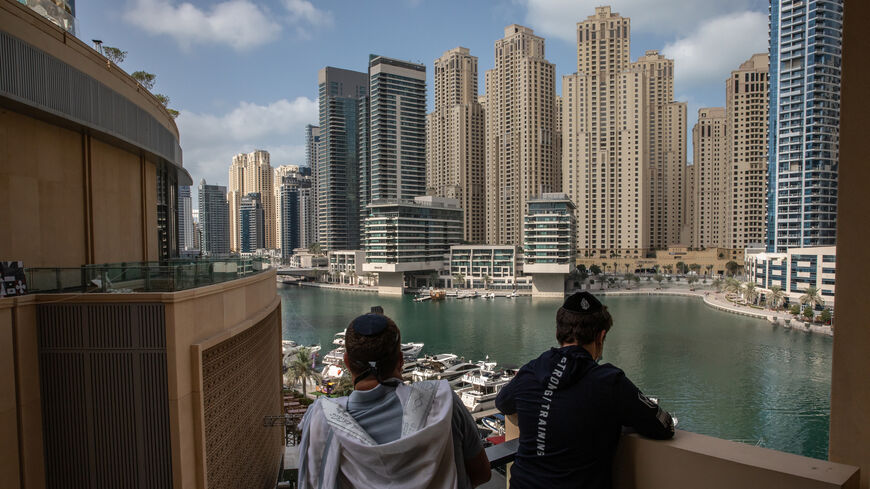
(328, 250), (367, 284)
(746, 246), (836, 309)
(447, 245), (531, 290)
(523, 193), (576, 297)
(363, 196), (463, 294)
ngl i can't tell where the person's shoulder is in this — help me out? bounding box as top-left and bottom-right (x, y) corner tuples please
(588, 362), (628, 383)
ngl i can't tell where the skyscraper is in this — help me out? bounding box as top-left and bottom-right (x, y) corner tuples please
(274, 164), (301, 251)
(768, 0), (843, 252)
(688, 54), (770, 250)
(690, 108), (728, 248)
(239, 192), (265, 253)
(177, 185), (194, 251)
(563, 7), (644, 258)
(228, 150), (274, 251)
(367, 55), (427, 202)
(634, 51), (687, 250)
(563, 7), (687, 259)
(726, 54), (769, 249)
(275, 166), (312, 257)
(198, 180), (230, 255)
(485, 25), (559, 246)
(427, 47), (486, 243)
(317, 67), (368, 251)
(299, 187), (316, 249)
(305, 124), (320, 244)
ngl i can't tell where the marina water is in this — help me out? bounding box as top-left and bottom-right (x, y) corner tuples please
(279, 285), (832, 460)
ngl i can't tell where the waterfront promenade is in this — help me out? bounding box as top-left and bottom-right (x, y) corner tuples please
(286, 278), (833, 336)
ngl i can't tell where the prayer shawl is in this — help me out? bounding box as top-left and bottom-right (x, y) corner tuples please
(298, 380), (458, 489)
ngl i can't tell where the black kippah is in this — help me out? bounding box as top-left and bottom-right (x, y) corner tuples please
(561, 291), (603, 314)
(350, 313), (390, 336)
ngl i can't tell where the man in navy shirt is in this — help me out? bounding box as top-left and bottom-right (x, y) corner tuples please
(496, 292), (674, 489)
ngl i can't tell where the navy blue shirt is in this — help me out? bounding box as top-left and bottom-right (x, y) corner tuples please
(496, 346), (674, 489)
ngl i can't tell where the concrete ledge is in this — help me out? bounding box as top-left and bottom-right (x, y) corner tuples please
(614, 430), (859, 489)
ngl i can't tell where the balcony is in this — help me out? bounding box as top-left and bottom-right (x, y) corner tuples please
(483, 417), (859, 489)
(24, 258), (271, 293)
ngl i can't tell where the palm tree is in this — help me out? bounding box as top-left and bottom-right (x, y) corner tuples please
(689, 263), (701, 274)
(687, 275), (699, 290)
(602, 262), (609, 275)
(285, 347), (320, 397)
(766, 285), (785, 309)
(724, 277), (741, 294)
(712, 277), (723, 291)
(452, 272), (465, 289)
(800, 286), (825, 308)
(483, 274), (492, 290)
(743, 282), (758, 305)
(308, 242), (322, 255)
(654, 273), (664, 288)
(705, 264), (714, 277)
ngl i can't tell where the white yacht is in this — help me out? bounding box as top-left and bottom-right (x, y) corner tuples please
(436, 362), (480, 383)
(323, 347), (345, 366)
(333, 331), (345, 346)
(410, 353), (459, 382)
(321, 363), (345, 380)
(401, 342), (424, 361)
(456, 368), (512, 412)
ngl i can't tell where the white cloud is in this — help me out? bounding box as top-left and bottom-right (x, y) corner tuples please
(176, 97), (317, 187)
(282, 0), (334, 38)
(283, 0), (333, 27)
(522, 0), (759, 43)
(662, 11), (768, 90)
(124, 0), (282, 51)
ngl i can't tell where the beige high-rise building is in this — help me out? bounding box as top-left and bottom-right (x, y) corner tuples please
(426, 47), (486, 243)
(726, 53), (769, 248)
(485, 25), (559, 246)
(691, 108), (728, 248)
(273, 164), (300, 251)
(689, 54), (769, 250)
(563, 7), (687, 259)
(682, 163), (696, 246)
(229, 150), (275, 251)
(633, 51), (686, 250)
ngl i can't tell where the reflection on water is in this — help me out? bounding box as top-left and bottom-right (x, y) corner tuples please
(279, 285), (832, 459)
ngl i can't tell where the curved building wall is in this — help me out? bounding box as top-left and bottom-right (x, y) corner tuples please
(0, 0), (189, 266)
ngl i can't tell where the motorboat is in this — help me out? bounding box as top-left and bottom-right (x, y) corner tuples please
(333, 331), (345, 346)
(456, 367), (513, 412)
(481, 414), (505, 436)
(484, 292), (496, 299)
(436, 362), (480, 382)
(401, 342), (425, 361)
(414, 295), (431, 302)
(411, 353), (459, 382)
(323, 347), (345, 366)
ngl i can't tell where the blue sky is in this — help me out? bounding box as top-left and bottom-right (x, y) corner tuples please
(77, 0), (770, 192)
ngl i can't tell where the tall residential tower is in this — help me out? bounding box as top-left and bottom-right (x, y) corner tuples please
(317, 67), (368, 251)
(426, 47), (486, 243)
(367, 55), (427, 202)
(228, 150), (274, 251)
(767, 0), (843, 251)
(485, 25), (559, 246)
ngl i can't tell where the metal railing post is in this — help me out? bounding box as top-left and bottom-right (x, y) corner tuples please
(100, 269), (107, 292)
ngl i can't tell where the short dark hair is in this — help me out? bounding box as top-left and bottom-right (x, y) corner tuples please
(556, 306), (613, 345)
(345, 316), (402, 378)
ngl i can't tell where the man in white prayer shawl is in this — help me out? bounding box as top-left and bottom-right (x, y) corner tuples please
(298, 313), (491, 489)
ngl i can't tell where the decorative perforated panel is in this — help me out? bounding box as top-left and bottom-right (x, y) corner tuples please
(201, 308), (283, 489)
(37, 303), (172, 489)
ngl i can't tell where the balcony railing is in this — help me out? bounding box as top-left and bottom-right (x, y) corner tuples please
(486, 416), (859, 489)
(24, 258), (271, 294)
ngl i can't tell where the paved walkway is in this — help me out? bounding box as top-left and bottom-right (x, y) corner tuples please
(591, 284), (832, 337)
